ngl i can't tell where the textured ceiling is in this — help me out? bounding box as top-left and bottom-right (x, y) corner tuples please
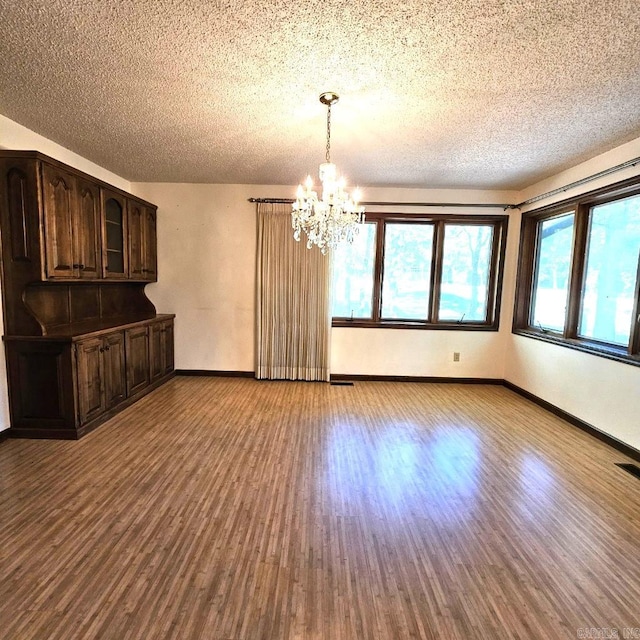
(1, 0), (640, 190)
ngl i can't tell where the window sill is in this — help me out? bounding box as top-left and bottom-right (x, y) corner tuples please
(333, 319), (499, 331)
(512, 328), (640, 367)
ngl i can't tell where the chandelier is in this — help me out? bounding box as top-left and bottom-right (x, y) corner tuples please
(292, 92), (365, 254)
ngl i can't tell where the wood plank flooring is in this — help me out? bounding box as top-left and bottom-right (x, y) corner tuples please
(0, 377), (639, 639)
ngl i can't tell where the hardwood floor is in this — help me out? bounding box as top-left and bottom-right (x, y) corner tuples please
(0, 377), (639, 639)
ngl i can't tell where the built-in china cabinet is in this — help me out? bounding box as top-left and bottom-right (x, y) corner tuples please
(0, 151), (174, 439)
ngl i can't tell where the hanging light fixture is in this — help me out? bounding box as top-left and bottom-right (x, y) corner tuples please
(292, 92), (365, 254)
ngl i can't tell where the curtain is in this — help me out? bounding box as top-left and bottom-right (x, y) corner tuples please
(255, 202), (331, 381)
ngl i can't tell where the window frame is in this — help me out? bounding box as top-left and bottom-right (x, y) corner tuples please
(529, 210), (576, 334)
(332, 213), (509, 331)
(513, 175), (640, 366)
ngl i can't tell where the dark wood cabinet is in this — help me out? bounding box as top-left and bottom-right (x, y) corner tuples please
(76, 337), (105, 424)
(76, 178), (102, 279)
(103, 331), (126, 409)
(162, 319), (174, 375)
(42, 163), (76, 278)
(143, 208), (158, 281)
(0, 151), (156, 284)
(76, 331), (127, 425)
(4, 317), (173, 439)
(126, 325), (150, 396)
(149, 321), (164, 382)
(0, 151), (174, 440)
(128, 202), (157, 281)
(150, 318), (174, 382)
(101, 189), (128, 279)
(4, 340), (75, 437)
(128, 201), (144, 280)
(42, 164), (102, 280)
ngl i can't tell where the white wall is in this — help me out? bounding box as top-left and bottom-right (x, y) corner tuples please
(517, 136), (640, 206)
(131, 182), (519, 377)
(130, 182), (262, 372)
(331, 328), (507, 378)
(0, 115), (130, 190)
(0, 116), (132, 431)
(503, 136), (640, 451)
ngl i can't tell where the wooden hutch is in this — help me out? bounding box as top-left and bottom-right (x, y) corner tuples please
(0, 151), (174, 439)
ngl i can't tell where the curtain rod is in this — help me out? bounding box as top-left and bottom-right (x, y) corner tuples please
(251, 155), (640, 211)
(248, 197), (510, 208)
(511, 156), (640, 210)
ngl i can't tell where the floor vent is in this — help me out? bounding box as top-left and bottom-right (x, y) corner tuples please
(615, 463), (640, 480)
(331, 381), (354, 386)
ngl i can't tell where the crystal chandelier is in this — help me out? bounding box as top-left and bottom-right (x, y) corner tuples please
(292, 92), (365, 254)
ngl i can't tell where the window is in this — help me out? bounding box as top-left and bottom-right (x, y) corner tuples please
(331, 222), (376, 319)
(531, 212), (575, 332)
(578, 196), (640, 346)
(439, 224), (494, 322)
(381, 223), (434, 319)
(332, 214), (508, 330)
(514, 178), (640, 365)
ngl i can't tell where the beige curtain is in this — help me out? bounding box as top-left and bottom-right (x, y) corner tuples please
(255, 202), (331, 381)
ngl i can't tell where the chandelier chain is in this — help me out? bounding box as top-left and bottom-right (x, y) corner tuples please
(326, 104), (331, 164)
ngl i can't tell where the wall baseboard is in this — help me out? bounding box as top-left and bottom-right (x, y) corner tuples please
(175, 369), (254, 378)
(503, 380), (640, 463)
(172, 370), (640, 463)
(330, 373), (503, 385)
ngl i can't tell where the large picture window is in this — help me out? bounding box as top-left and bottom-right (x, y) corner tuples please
(332, 213), (508, 330)
(514, 179), (640, 365)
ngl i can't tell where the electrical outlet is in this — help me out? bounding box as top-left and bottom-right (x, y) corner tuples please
(453, 352), (460, 362)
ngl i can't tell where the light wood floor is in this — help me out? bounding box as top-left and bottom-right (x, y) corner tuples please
(0, 377), (639, 639)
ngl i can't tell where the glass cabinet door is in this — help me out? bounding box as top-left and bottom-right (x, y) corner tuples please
(101, 189), (127, 278)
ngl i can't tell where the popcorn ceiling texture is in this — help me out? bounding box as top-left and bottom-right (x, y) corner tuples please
(1, 0), (639, 189)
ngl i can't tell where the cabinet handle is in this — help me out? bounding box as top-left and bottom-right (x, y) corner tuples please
(79, 264), (85, 270)
(73, 263), (81, 269)
(99, 347), (105, 353)
(105, 345), (110, 351)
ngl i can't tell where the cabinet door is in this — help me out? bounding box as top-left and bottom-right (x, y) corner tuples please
(125, 325), (150, 396)
(128, 202), (157, 281)
(163, 319), (174, 375)
(42, 163), (76, 278)
(76, 337), (105, 424)
(149, 321), (165, 382)
(103, 332), (126, 408)
(101, 189), (128, 279)
(127, 201), (145, 279)
(143, 207), (157, 281)
(75, 178), (101, 279)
